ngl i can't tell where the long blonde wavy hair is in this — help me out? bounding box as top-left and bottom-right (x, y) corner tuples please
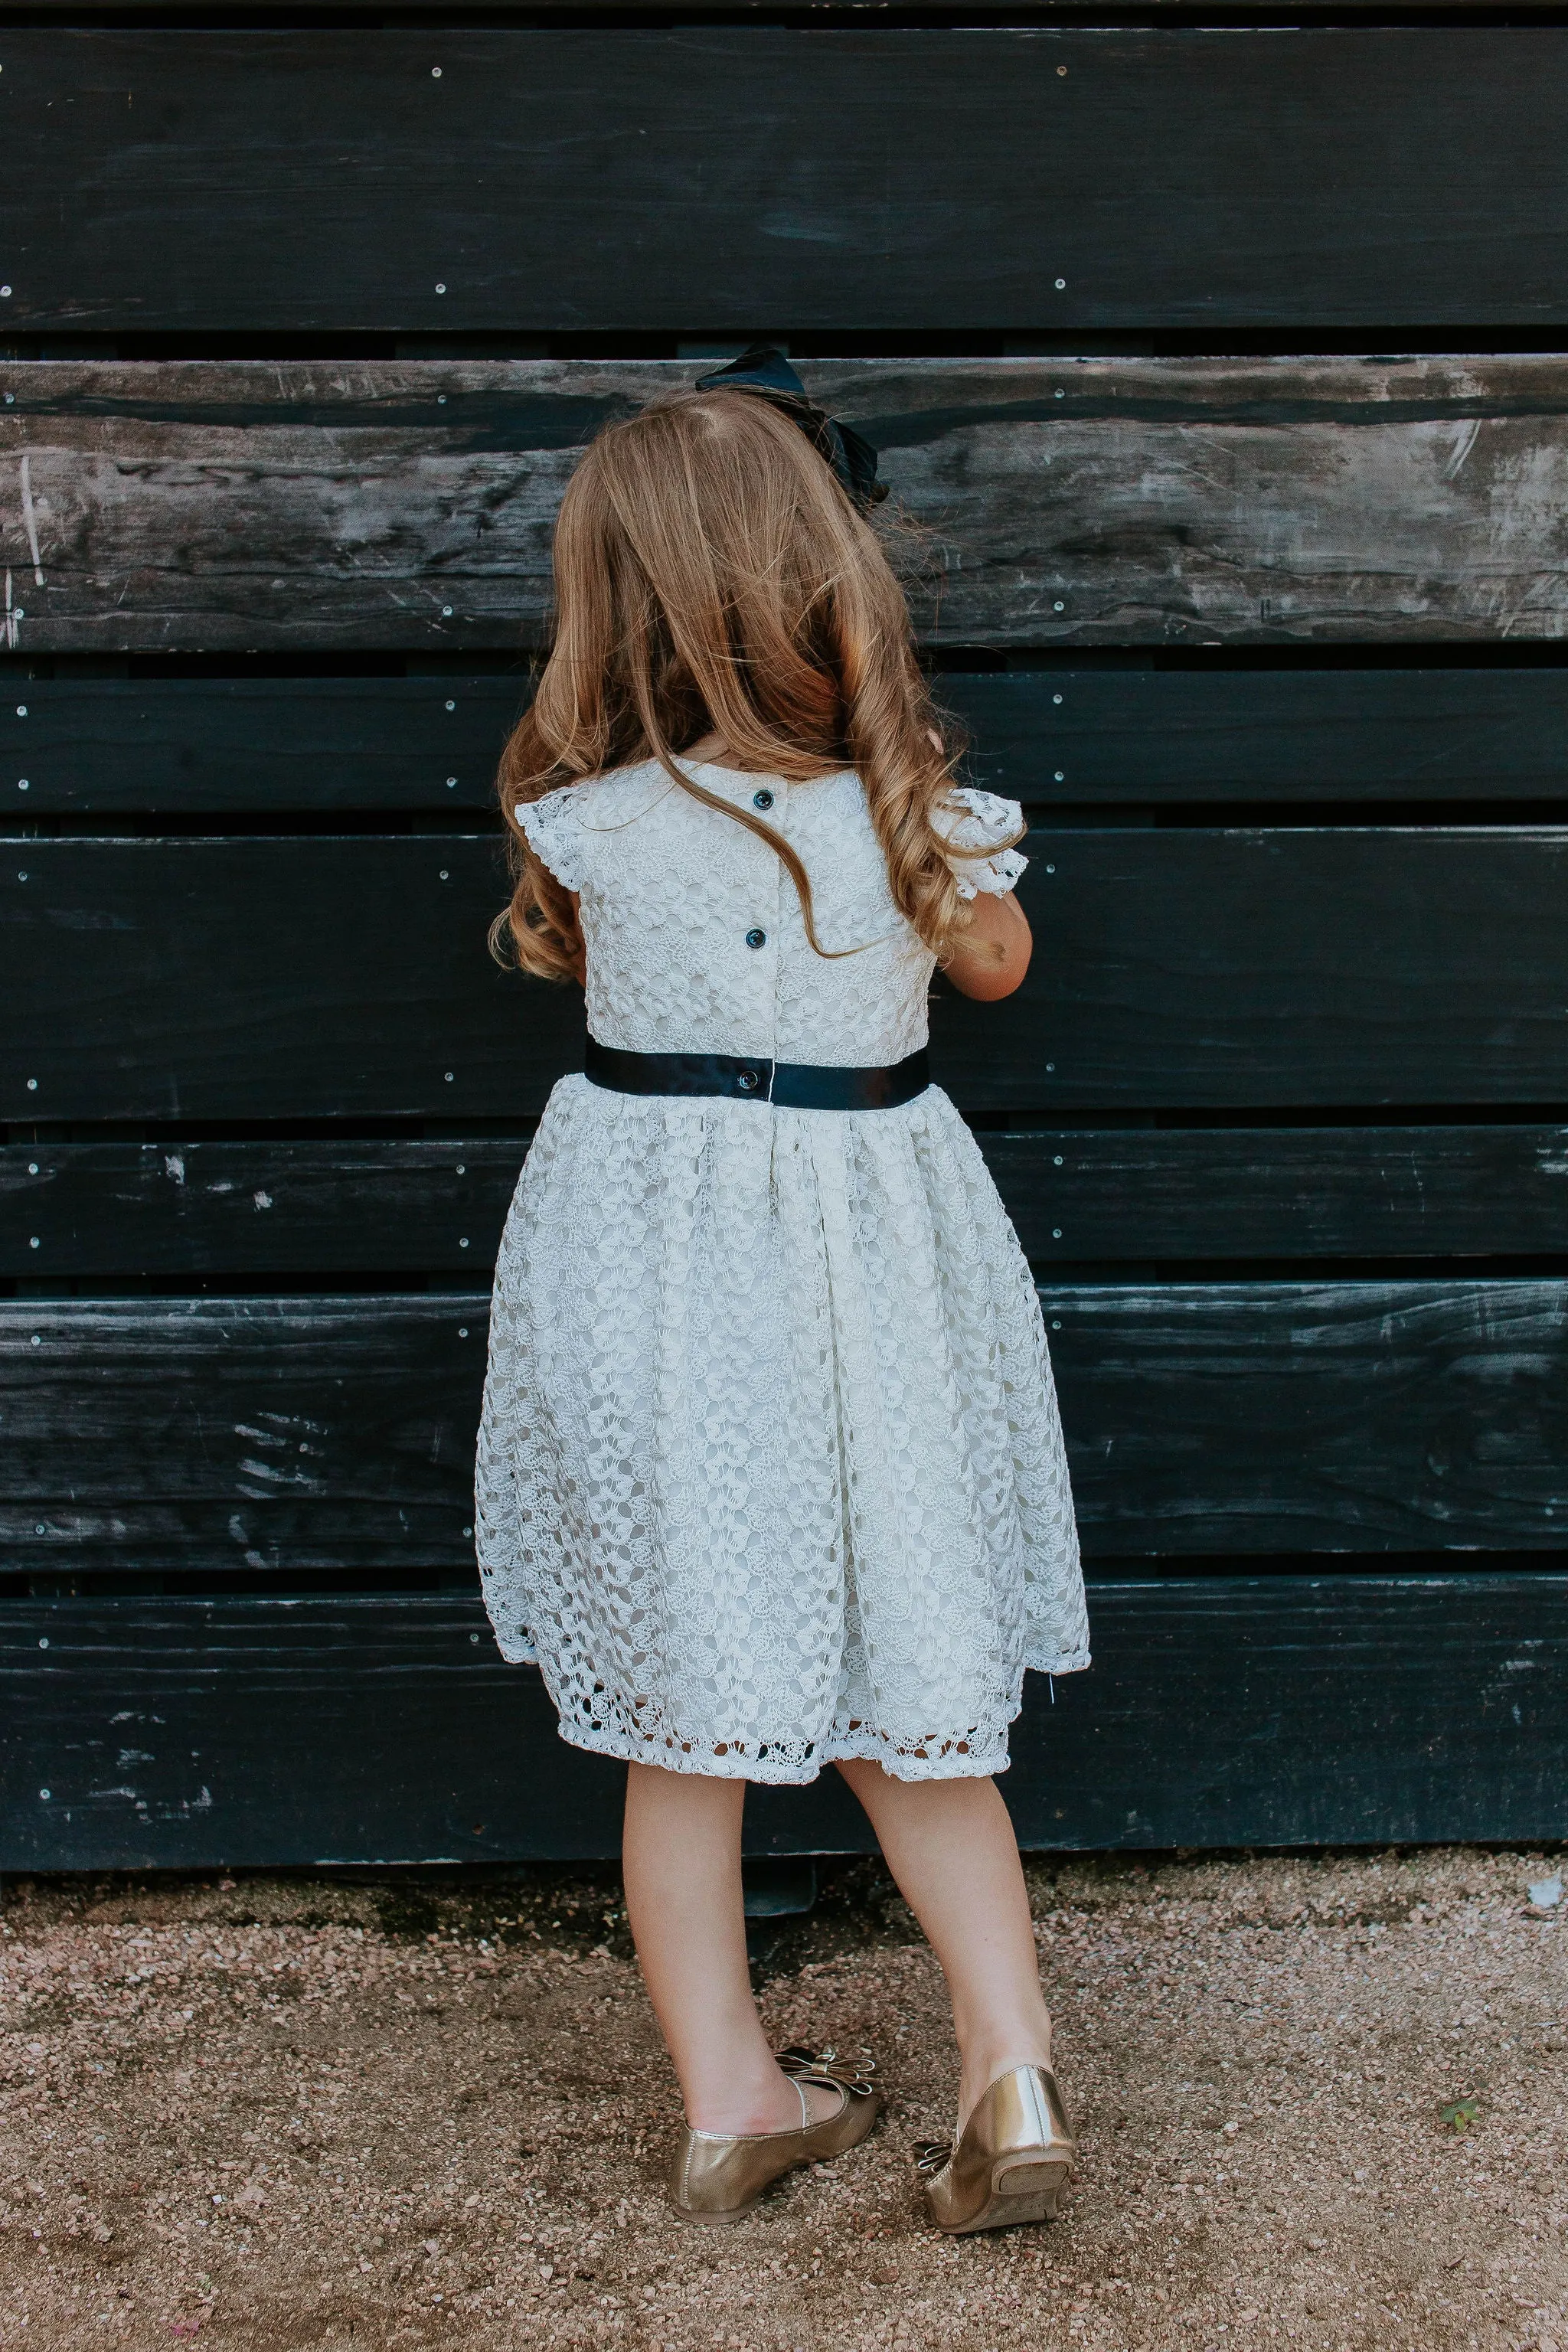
(492, 384), (1017, 978)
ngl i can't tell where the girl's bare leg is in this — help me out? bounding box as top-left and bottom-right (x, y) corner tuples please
(835, 1762), (1052, 2131)
(621, 1761), (838, 2134)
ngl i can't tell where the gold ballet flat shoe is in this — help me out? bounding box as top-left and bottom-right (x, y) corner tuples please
(668, 2046), (880, 2226)
(916, 2063), (1076, 2235)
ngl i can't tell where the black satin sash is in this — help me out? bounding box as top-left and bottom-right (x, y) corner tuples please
(583, 1037), (930, 1111)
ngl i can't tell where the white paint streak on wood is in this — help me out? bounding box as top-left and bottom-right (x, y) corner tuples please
(235, 1458), (325, 1491)
(18, 451), (44, 585)
(1481, 438), (1568, 640)
(1443, 419), (1481, 482)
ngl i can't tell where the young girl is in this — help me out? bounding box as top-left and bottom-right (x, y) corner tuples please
(474, 354), (1089, 2235)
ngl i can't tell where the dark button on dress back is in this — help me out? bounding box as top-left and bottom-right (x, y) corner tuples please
(746, 927), (767, 949)
(753, 789), (775, 810)
(736, 1069), (761, 1093)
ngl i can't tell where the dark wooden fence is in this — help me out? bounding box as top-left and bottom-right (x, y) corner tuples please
(2, 7), (1564, 1867)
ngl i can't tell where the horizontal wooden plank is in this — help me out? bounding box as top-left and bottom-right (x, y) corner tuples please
(5, 1282), (1564, 1571)
(962, 826), (1568, 1110)
(8, 1126), (1568, 1279)
(2, 1298), (485, 1575)
(7, 829), (1567, 1119)
(15, 668), (1568, 815)
(2, 1576), (1563, 1865)
(0, 1141), (526, 1279)
(0, 677), (527, 814)
(5, 32), (1568, 334)
(8, 358), (1568, 651)
(1054, 1279), (1568, 1553)
(0, 837), (582, 1122)
(988, 1125), (1568, 1263)
(13, 1), (1553, 15)
(941, 669), (1568, 807)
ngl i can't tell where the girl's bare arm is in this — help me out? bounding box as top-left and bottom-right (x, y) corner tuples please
(940, 890), (1032, 1002)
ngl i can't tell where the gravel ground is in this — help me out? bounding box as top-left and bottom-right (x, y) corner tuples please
(2, 1846), (1566, 2352)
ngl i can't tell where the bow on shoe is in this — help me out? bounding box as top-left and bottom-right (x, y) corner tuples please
(776, 2044), (879, 2099)
(912, 2138), (954, 2179)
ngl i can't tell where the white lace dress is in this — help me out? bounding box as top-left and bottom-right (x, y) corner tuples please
(474, 759), (1088, 1784)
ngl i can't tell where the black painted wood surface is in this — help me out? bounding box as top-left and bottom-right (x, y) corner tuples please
(965, 826), (1568, 1111)
(0, 678), (531, 815)
(1054, 1280), (1568, 1554)
(10, 359), (1568, 651)
(939, 669), (1568, 808)
(5, 1297), (485, 1579)
(13, 0), (1555, 15)
(978, 1126), (1568, 1265)
(5, 32), (1568, 334)
(3, 1576), (1563, 1867)
(14, 668), (1568, 816)
(7, 1282), (1564, 1575)
(4, 13), (1566, 1872)
(8, 1126), (1568, 1280)
(0, 837), (581, 1122)
(8, 829), (1567, 1120)
(0, 1142), (527, 1279)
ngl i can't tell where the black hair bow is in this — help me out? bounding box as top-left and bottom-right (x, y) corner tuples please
(694, 345), (888, 514)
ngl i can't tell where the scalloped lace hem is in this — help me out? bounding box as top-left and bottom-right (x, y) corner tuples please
(505, 1655), (1089, 1786)
(553, 1717), (1003, 1784)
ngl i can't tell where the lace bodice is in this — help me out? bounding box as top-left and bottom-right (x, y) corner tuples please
(514, 761), (1027, 1064)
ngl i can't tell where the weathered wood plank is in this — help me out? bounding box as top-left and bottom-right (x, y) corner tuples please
(4, 33), (1568, 335)
(8, 829), (1567, 1119)
(8, 359), (1568, 650)
(1047, 1280), (1568, 1553)
(2, 1576), (1563, 1866)
(0, 1141), (528, 1279)
(2, 1297), (486, 1576)
(5, 1283), (1564, 1572)
(8, 1127), (1568, 1279)
(15, 667), (1568, 814)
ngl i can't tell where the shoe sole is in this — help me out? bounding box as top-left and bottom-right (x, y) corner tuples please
(936, 2155), (1073, 2235)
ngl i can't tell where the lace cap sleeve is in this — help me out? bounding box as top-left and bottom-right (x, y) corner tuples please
(932, 786), (1029, 900)
(513, 787), (588, 894)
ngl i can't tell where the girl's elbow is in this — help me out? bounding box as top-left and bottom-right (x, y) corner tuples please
(972, 959), (1031, 1002)
(949, 941), (1032, 1001)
